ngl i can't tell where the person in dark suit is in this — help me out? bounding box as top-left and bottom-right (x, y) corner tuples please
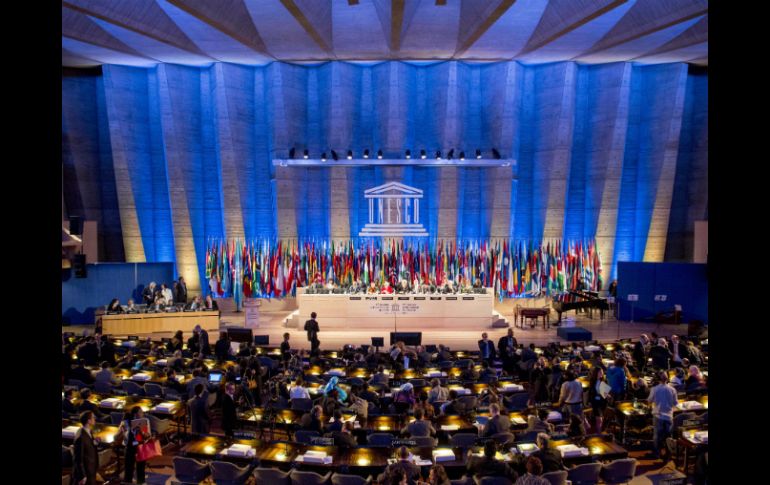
(329, 421), (358, 448)
(530, 433), (565, 473)
(142, 282), (157, 305)
(466, 440), (517, 482)
(280, 332), (291, 363)
(194, 325), (210, 356)
(77, 338), (100, 367)
(62, 389), (79, 416)
(106, 298), (124, 313)
(188, 384), (211, 434)
(304, 312), (320, 352)
(367, 365), (390, 390)
(175, 276), (188, 304)
(70, 359), (95, 385)
(482, 403), (511, 437)
(437, 344), (452, 362)
(221, 382), (238, 438)
(325, 409), (345, 434)
(214, 332), (231, 362)
(649, 338), (673, 370)
(98, 337), (117, 366)
(498, 328), (520, 376)
(478, 332), (496, 365)
(203, 294), (219, 310)
(186, 296), (202, 311)
(633, 334), (650, 372)
(72, 411), (99, 485)
(119, 406), (149, 485)
(401, 408), (436, 437)
(381, 446), (422, 485)
(299, 405), (324, 434)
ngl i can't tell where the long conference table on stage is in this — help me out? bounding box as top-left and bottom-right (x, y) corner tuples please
(98, 310), (219, 335)
(293, 288), (496, 329)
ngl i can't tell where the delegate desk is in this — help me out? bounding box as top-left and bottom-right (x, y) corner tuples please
(295, 289), (496, 329)
(99, 310), (219, 336)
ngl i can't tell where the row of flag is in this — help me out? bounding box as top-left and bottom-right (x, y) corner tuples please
(204, 238), (603, 305)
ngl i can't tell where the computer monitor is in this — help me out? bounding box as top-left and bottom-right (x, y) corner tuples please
(390, 332), (422, 346)
(254, 335), (269, 345)
(371, 337), (384, 347)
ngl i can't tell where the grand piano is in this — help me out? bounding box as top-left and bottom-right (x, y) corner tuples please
(552, 290), (609, 324)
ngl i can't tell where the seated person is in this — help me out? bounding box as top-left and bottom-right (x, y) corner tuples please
(460, 361), (479, 381)
(401, 408), (436, 437)
(106, 298), (124, 313)
(482, 403), (511, 437)
(289, 376), (311, 400)
(466, 440), (517, 482)
(328, 420), (357, 448)
(124, 299), (138, 313)
(116, 351), (137, 370)
(393, 382), (416, 411)
(203, 294), (219, 311)
(397, 279), (410, 294)
(62, 389), (78, 415)
(479, 361), (497, 381)
(440, 390), (461, 415)
(530, 433), (565, 473)
(428, 378), (449, 403)
(95, 361), (120, 386)
(70, 359), (95, 384)
(380, 281), (394, 294)
(414, 392), (436, 420)
(150, 295), (165, 312)
(367, 281), (379, 294)
(78, 389), (104, 419)
(299, 405), (324, 434)
(185, 295), (202, 310)
(164, 368), (187, 395)
(326, 279), (337, 290)
(368, 365), (390, 390)
(380, 446), (422, 485)
(473, 278), (483, 289)
(513, 456), (550, 485)
(525, 408), (554, 435)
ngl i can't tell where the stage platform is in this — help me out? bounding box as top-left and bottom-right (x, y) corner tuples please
(64, 300), (693, 351)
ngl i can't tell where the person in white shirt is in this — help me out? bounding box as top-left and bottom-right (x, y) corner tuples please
(289, 376), (311, 400)
(556, 371), (584, 419)
(161, 284), (174, 305)
(648, 370), (679, 459)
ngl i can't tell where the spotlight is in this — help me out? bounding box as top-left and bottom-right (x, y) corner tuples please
(447, 149), (454, 160)
(289, 147), (296, 159)
(475, 149), (482, 159)
(492, 148), (501, 159)
(435, 150), (441, 160)
(405, 149), (411, 159)
(420, 150), (427, 160)
(347, 150), (353, 160)
(363, 149), (369, 159)
(459, 151), (465, 161)
(377, 149), (383, 159)
(303, 149), (309, 159)
(331, 150), (339, 161)
(321, 152), (327, 162)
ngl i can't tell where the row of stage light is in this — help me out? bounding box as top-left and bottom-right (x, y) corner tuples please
(287, 148), (502, 161)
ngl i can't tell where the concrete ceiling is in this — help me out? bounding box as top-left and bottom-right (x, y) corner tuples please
(61, 0), (708, 67)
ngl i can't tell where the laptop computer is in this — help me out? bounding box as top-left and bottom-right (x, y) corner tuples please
(208, 372), (223, 384)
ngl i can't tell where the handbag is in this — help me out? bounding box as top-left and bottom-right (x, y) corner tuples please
(136, 438), (162, 462)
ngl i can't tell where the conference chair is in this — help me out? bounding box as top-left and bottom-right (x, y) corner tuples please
(515, 430), (539, 443)
(408, 379), (426, 388)
(290, 469), (332, 485)
(144, 382), (165, 398)
(253, 467), (291, 485)
(599, 458), (638, 484)
(490, 432), (515, 446)
(331, 473), (373, 485)
(148, 414), (172, 440)
(171, 456), (211, 485)
(450, 476), (472, 485)
(367, 432), (395, 447)
(210, 460), (252, 485)
(294, 430), (320, 444)
(67, 379), (90, 390)
(412, 436), (438, 447)
(503, 392), (529, 411)
(122, 380), (145, 396)
(61, 445), (73, 467)
(94, 380), (115, 394)
(164, 389), (182, 401)
(449, 433), (478, 448)
(541, 470), (568, 485)
(566, 463), (602, 485)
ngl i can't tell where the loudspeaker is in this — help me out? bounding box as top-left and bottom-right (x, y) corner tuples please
(390, 332), (422, 346)
(73, 254), (87, 278)
(69, 216), (84, 236)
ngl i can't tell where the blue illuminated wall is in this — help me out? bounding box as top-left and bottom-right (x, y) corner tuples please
(62, 61), (707, 293)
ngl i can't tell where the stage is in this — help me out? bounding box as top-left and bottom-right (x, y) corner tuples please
(64, 296), (694, 350)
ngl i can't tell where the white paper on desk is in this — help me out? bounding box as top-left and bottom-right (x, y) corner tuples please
(154, 402), (176, 413)
(511, 416), (527, 425)
(556, 444), (589, 458)
(502, 383), (524, 391)
(100, 398), (123, 408)
(515, 443), (539, 456)
(585, 345), (601, 352)
(154, 359), (168, 366)
(547, 411), (562, 421)
(678, 401), (704, 410)
(132, 373), (151, 381)
(414, 457), (433, 466)
(432, 449), (455, 462)
(62, 426), (80, 439)
(224, 444), (254, 457)
(326, 370), (346, 377)
(694, 431), (708, 443)
(451, 388), (470, 396)
(599, 381), (612, 399)
(440, 424), (460, 431)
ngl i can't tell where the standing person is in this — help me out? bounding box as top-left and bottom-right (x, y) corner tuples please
(73, 411), (99, 485)
(556, 371), (584, 420)
(221, 382), (238, 438)
(118, 406), (149, 485)
(161, 284), (174, 305)
(194, 325), (210, 356)
(214, 332), (231, 362)
(175, 276), (188, 304)
(280, 332), (291, 363)
(587, 367), (608, 433)
(498, 328), (519, 377)
(633, 335), (650, 372)
(648, 370), (679, 459)
(304, 312), (320, 352)
(478, 332), (496, 365)
(142, 282), (157, 305)
(188, 383), (211, 434)
(606, 357), (629, 401)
